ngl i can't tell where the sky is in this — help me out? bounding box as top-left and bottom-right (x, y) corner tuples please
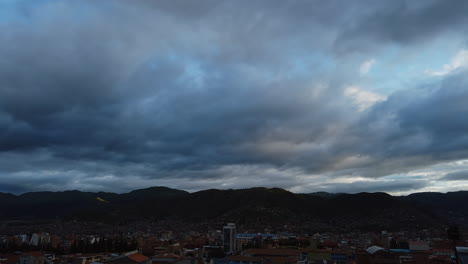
(1, 0), (468, 195)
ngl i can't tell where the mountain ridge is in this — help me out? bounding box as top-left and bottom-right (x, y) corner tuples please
(1, 186), (467, 230)
(4, 187), (468, 197)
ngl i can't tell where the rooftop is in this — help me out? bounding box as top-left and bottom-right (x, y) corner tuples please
(127, 254), (149, 263)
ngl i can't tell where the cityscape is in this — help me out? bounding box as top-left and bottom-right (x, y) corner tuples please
(0, 187), (467, 263)
(0, 219), (467, 264)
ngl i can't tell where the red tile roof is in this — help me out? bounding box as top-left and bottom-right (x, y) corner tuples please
(127, 254), (149, 263)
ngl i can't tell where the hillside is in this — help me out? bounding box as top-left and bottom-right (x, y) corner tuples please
(1, 187), (466, 230)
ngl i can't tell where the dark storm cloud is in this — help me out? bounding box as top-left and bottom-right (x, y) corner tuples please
(1, 0), (468, 194)
(344, 70), (468, 178)
(335, 0), (468, 52)
(441, 171), (468, 181)
(0, 0), (351, 166)
(0, 183), (31, 194)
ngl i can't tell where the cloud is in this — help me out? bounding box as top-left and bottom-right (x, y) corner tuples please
(302, 175), (430, 195)
(359, 59), (376, 75)
(440, 170), (468, 181)
(335, 0), (468, 52)
(314, 179), (429, 194)
(0, 0), (468, 194)
(344, 86), (386, 111)
(425, 50), (468, 76)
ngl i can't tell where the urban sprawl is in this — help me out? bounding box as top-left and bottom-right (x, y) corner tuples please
(0, 221), (467, 264)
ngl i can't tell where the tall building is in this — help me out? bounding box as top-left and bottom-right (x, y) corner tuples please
(223, 223), (237, 254)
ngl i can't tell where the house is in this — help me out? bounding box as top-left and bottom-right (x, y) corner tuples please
(19, 252), (45, 264)
(363, 246), (409, 264)
(408, 241), (430, 252)
(74, 254), (105, 264)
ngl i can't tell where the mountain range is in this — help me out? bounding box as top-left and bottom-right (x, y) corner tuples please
(1, 187), (467, 231)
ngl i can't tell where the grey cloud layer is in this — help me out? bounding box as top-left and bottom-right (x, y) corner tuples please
(441, 171), (468, 181)
(315, 179), (429, 194)
(1, 0), (468, 193)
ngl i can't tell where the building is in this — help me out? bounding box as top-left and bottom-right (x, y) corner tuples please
(242, 248), (302, 264)
(456, 247), (468, 264)
(152, 253), (180, 264)
(236, 234), (256, 251)
(105, 253), (152, 264)
(304, 249), (331, 263)
(19, 252), (45, 264)
(235, 234), (276, 250)
(362, 246), (411, 264)
(223, 224), (237, 255)
(226, 256), (261, 264)
(408, 241), (430, 251)
(74, 254), (104, 264)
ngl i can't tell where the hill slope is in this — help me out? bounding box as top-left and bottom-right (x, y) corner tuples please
(1, 187), (466, 230)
